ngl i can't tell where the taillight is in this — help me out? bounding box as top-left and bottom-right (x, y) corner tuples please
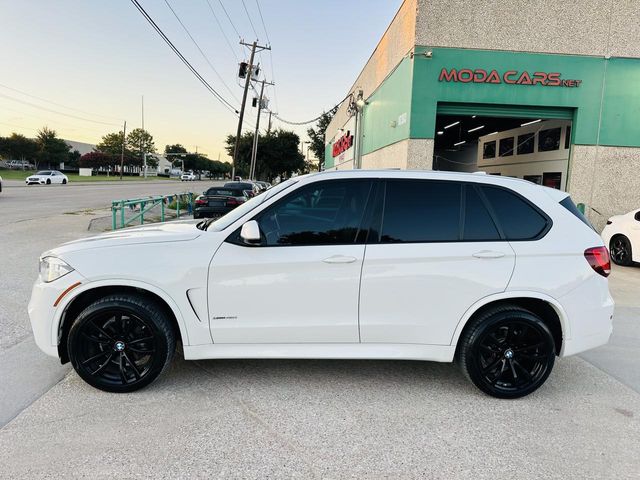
(584, 246), (611, 277)
(195, 196), (206, 206)
(226, 197), (239, 206)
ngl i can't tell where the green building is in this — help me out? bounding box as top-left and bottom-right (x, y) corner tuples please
(325, 0), (640, 230)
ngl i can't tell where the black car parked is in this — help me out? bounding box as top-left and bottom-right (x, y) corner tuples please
(223, 181), (260, 197)
(193, 187), (248, 219)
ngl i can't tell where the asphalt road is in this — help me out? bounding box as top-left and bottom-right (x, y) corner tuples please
(1, 181), (639, 478)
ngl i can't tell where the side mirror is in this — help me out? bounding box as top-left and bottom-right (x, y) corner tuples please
(240, 220), (261, 245)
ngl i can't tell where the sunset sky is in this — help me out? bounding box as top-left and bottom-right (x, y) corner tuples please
(0, 0), (401, 160)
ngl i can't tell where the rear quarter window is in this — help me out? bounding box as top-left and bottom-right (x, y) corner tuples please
(559, 196), (594, 230)
(480, 185), (550, 240)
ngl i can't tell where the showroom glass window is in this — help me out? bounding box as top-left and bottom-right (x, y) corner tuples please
(517, 133), (535, 155)
(256, 180), (372, 246)
(483, 141), (496, 159)
(538, 128), (561, 152)
(380, 180), (461, 243)
(499, 137), (514, 157)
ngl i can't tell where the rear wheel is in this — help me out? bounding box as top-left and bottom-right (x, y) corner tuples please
(610, 235), (632, 266)
(458, 306), (556, 399)
(67, 294), (176, 392)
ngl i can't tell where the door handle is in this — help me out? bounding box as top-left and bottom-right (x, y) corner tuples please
(472, 250), (506, 259)
(323, 255), (357, 264)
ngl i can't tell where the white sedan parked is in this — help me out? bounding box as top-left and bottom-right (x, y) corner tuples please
(601, 208), (640, 266)
(26, 170), (69, 185)
(181, 173), (196, 181)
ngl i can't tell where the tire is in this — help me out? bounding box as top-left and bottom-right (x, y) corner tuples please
(610, 235), (633, 266)
(46, 179), (51, 185)
(62, 179), (67, 184)
(457, 305), (555, 399)
(67, 294), (176, 393)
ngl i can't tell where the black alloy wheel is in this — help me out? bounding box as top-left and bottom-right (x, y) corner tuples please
(46, 179), (51, 184)
(62, 178), (67, 184)
(458, 306), (556, 399)
(68, 294), (175, 392)
(610, 236), (632, 266)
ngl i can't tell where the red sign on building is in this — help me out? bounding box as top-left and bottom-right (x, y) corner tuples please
(438, 68), (582, 87)
(332, 130), (354, 157)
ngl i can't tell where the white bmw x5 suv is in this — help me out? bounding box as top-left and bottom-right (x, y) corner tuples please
(29, 170), (614, 398)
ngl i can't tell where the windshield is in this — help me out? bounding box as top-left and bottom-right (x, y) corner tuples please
(204, 178), (299, 231)
(36, 171), (51, 175)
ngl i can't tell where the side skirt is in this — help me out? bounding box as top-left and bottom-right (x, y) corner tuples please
(183, 343), (456, 363)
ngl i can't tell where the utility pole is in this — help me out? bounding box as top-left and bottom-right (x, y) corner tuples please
(249, 79), (274, 180)
(119, 120), (127, 180)
(141, 95), (146, 178)
(232, 40), (271, 179)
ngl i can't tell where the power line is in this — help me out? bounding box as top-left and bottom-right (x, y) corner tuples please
(0, 92), (122, 127)
(216, 0), (241, 38)
(254, 0), (271, 44)
(203, 0), (241, 62)
(163, 0), (240, 103)
(274, 93), (351, 126)
(129, 0), (239, 115)
(240, 0), (259, 39)
(0, 83), (123, 122)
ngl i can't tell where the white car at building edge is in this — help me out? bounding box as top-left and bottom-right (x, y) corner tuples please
(181, 172), (196, 181)
(601, 208), (640, 266)
(26, 170), (69, 185)
(28, 170), (614, 398)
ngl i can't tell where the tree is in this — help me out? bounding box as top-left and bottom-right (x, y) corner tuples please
(225, 129), (305, 181)
(67, 149), (81, 169)
(126, 128), (156, 167)
(79, 151), (140, 171)
(0, 133), (38, 162)
(36, 127), (71, 169)
(307, 106), (338, 171)
(96, 131), (128, 156)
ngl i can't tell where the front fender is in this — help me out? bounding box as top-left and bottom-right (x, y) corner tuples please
(52, 278), (192, 347)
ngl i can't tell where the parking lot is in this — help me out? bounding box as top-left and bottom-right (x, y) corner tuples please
(1, 181), (639, 479)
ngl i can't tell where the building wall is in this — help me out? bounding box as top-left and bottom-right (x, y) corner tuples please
(325, 0), (417, 149)
(415, 0), (640, 59)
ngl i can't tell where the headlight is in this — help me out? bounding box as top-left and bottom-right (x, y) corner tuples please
(39, 256), (74, 283)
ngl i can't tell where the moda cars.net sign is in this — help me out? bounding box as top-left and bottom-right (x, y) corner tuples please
(439, 68), (582, 87)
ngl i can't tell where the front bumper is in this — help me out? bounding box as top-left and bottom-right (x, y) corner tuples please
(26, 179), (46, 185)
(28, 271), (85, 358)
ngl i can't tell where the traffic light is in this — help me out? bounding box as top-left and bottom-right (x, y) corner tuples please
(238, 62), (248, 78)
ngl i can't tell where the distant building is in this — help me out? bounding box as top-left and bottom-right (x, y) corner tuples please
(64, 139), (96, 156)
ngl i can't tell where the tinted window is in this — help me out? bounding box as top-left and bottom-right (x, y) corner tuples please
(463, 186), (500, 241)
(36, 171), (51, 175)
(517, 133), (535, 155)
(499, 137), (514, 157)
(524, 175), (542, 185)
(538, 127), (561, 152)
(257, 180), (372, 246)
(564, 125), (572, 149)
(481, 186), (548, 240)
(207, 188), (243, 196)
(483, 141), (496, 159)
(542, 172), (562, 190)
(381, 180), (461, 243)
(560, 196), (593, 230)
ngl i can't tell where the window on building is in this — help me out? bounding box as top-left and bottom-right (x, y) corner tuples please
(542, 172), (562, 190)
(381, 180), (461, 243)
(256, 180), (372, 246)
(499, 137), (514, 157)
(463, 185), (500, 241)
(483, 141), (496, 159)
(517, 133), (535, 155)
(564, 125), (572, 149)
(538, 127), (561, 152)
(480, 186), (549, 240)
(523, 175), (542, 185)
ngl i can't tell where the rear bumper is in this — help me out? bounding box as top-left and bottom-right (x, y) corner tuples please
(558, 276), (615, 357)
(194, 206), (235, 217)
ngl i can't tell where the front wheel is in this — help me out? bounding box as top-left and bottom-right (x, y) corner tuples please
(610, 235), (632, 266)
(62, 179), (67, 184)
(457, 306), (556, 399)
(67, 294), (176, 392)
(46, 179), (51, 185)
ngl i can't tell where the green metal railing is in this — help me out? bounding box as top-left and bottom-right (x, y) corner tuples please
(111, 193), (194, 230)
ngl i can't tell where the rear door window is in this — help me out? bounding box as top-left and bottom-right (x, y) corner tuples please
(463, 185), (500, 241)
(480, 186), (549, 240)
(380, 180), (461, 243)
